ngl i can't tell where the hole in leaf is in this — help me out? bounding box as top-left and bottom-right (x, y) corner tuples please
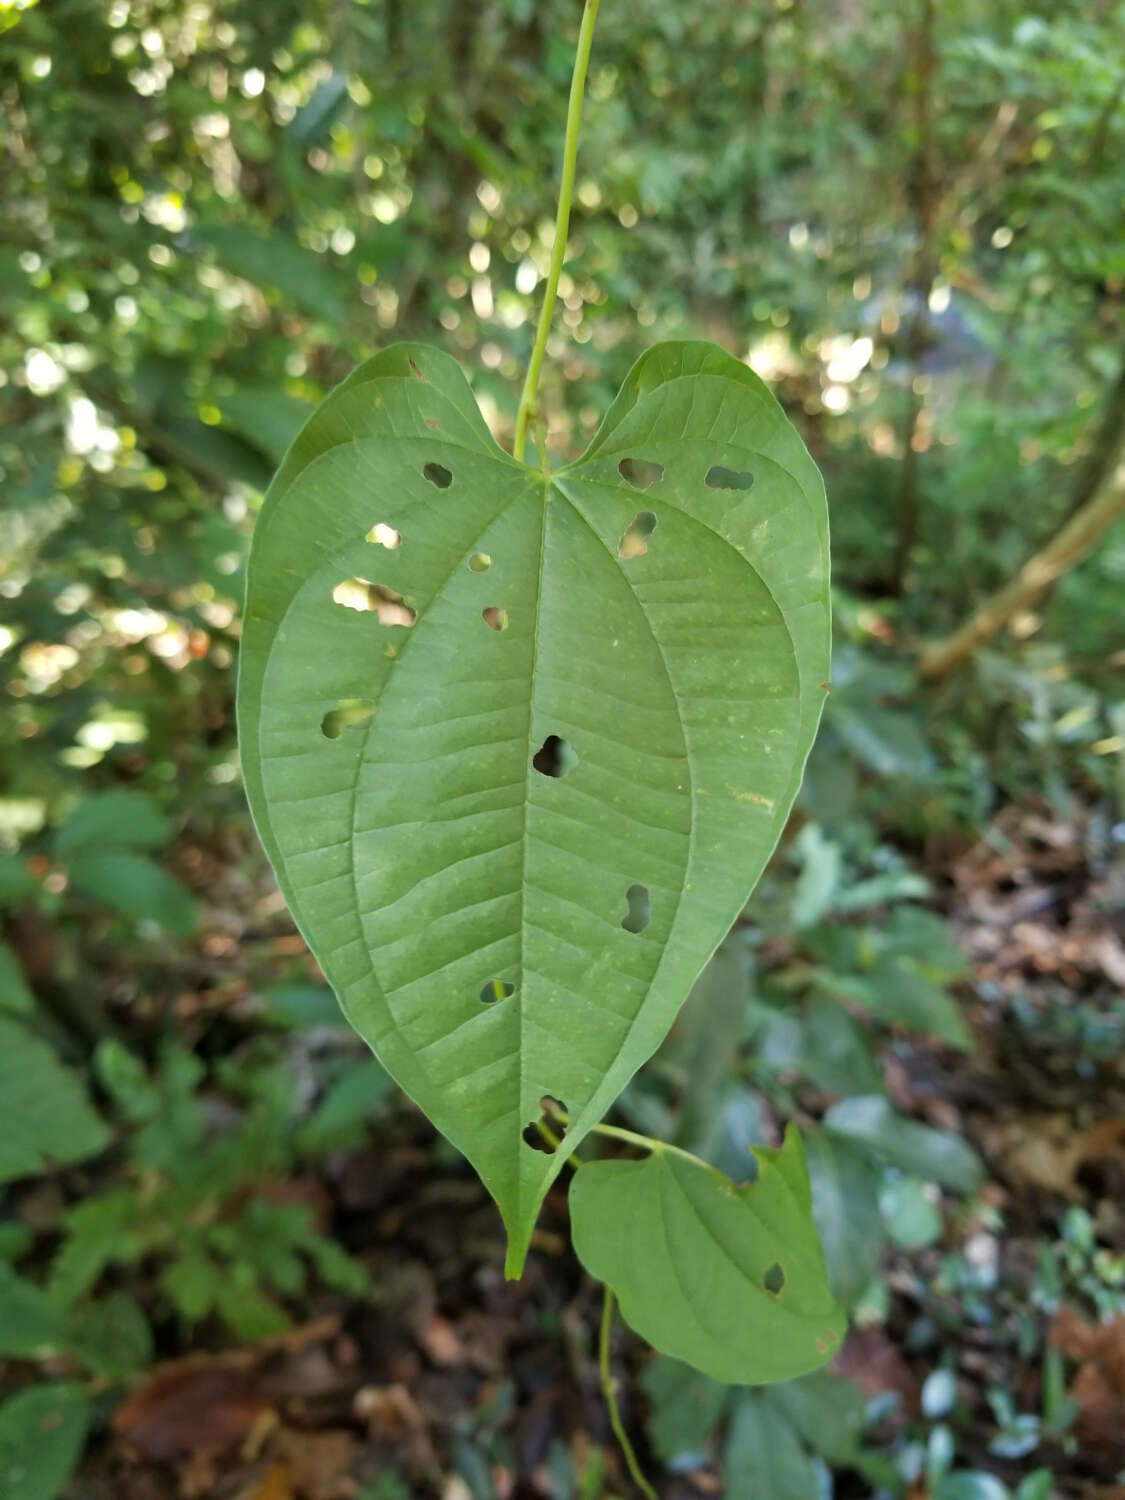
(705, 465), (755, 491)
(321, 699), (374, 739)
(332, 578), (417, 627)
(622, 884), (651, 934)
(533, 735), (578, 779)
(423, 461), (452, 489)
(618, 510), (657, 559)
(482, 606), (509, 632)
(522, 1095), (569, 1155)
(366, 522), (401, 548)
(468, 552), (491, 572)
(523, 1122), (555, 1154)
(764, 1262), (785, 1296)
(618, 457), (664, 490)
(409, 357), (424, 380)
(480, 979), (515, 1005)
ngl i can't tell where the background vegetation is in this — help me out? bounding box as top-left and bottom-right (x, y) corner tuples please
(1, 1), (1123, 1496)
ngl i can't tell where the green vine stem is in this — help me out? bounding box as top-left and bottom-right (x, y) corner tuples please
(600, 1286), (660, 1500)
(512, 0), (601, 466)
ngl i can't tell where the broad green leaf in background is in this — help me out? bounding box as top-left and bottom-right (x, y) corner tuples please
(68, 851), (199, 936)
(768, 1369), (868, 1466)
(809, 961), (971, 1049)
(569, 1127), (844, 1384)
(195, 223), (351, 327)
(823, 1095), (984, 1195)
(0, 1019), (110, 1183)
(723, 1392), (821, 1500)
(0, 1262), (65, 1358)
(804, 1130), (885, 1307)
(881, 1176), (944, 1250)
(214, 386), (313, 466)
(0, 1383), (91, 1500)
(0, 941), (34, 1014)
(52, 790), (171, 856)
(641, 1356), (728, 1463)
(238, 339), (830, 1274)
(66, 1291), (153, 1379)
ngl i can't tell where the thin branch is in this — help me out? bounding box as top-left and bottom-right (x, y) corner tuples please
(919, 463), (1125, 681)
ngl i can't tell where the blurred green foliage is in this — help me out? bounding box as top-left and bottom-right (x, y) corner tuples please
(1, 0), (1124, 1495)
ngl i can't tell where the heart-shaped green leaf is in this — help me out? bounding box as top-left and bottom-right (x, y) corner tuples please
(570, 1128), (845, 1384)
(238, 339), (829, 1274)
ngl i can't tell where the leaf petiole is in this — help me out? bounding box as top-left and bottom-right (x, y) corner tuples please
(541, 1104), (730, 1183)
(512, 0), (601, 464)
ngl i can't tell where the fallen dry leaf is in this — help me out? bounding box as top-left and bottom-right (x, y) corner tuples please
(113, 1364), (276, 1463)
(273, 1428), (356, 1500)
(1050, 1306), (1125, 1455)
(244, 1462), (296, 1500)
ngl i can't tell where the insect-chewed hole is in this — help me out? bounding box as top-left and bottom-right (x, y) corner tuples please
(622, 883), (651, 934)
(522, 1095), (569, 1155)
(332, 579), (417, 627)
(480, 978), (515, 1005)
(764, 1262), (786, 1296)
(321, 699), (374, 739)
(532, 734), (578, 779)
(618, 457), (664, 490)
(366, 522), (401, 548)
(618, 510), (657, 559)
(468, 552), (491, 572)
(423, 461), (452, 489)
(705, 464), (755, 491)
(482, 606), (509, 632)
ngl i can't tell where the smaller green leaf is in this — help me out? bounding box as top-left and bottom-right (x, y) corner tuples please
(813, 959), (971, 1050)
(1014, 1471), (1053, 1500)
(641, 1356), (728, 1463)
(881, 1176), (943, 1249)
(0, 1019), (111, 1184)
(791, 824), (843, 929)
(570, 1127), (845, 1385)
(804, 1131), (884, 1308)
(759, 998), (882, 1097)
(0, 856), (39, 906)
(823, 1096), (984, 1195)
(94, 1038), (160, 1123)
(767, 1369), (867, 1465)
(53, 790), (171, 856)
(295, 1058), (394, 1154)
(0, 1263), (66, 1358)
(68, 851), (198, 935)
(881, 907), (969, 978)
(214, 387), (312, 465)
(213, 1276), (290, 1341)
(196, 223), (350, 326)
(935, 1473), (1011, 1500)
(66, 1291), (153, 1378)
(0, 1383), (91, 1500)
(49, 1190), (137, 1307)
(723, 1393), (819, 1500)
(162, 1249), (219, 1322)
(259, 983), (347, 1030)
(0, 1224), (33, 1260)
(0, 941), (34, 1014)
